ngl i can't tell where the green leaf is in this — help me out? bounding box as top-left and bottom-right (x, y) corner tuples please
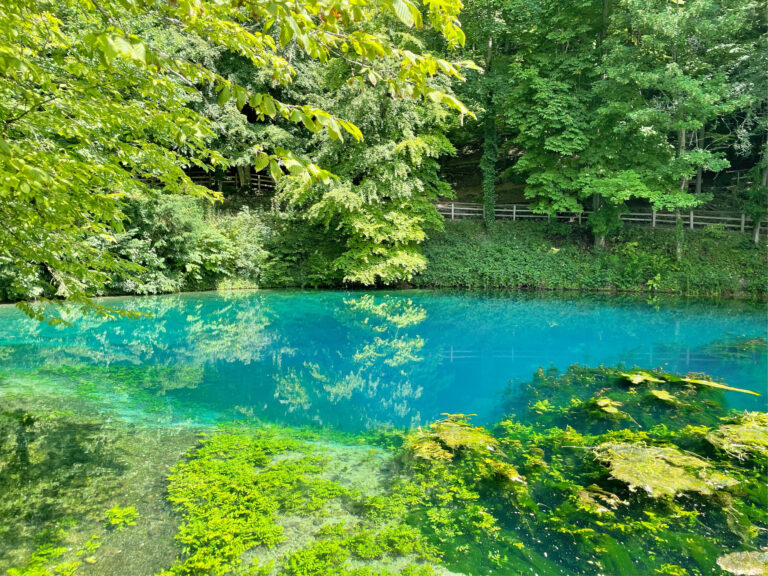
(392, 0), (415, 27)
(253, 153), (269, 172)
(327, 118), (343, 142)
(217, 85), (231, 107)
(268, 159), (283, 181)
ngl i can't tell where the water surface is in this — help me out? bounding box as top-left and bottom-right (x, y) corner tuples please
(0, 290), (765, 430)
(1, 290), (767, 576)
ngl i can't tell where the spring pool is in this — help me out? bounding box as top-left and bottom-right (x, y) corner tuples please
(0, 291), (766, 575)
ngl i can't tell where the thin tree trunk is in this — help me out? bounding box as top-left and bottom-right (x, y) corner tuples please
(676, 128), (687, 260)
(695, 128), (704, 195)
(756, 152), (768, 245)
(481, 36), (497, 228)
(593, 194), (606, 249)
(481, 111), (498, 227)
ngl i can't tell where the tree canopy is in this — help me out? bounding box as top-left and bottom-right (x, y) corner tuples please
(1, 0), (766, 314)
(0, 0), (472, 318)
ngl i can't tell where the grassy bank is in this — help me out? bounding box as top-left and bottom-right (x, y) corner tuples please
(2, 198), (764, 303)
(413, 220), (767, 297)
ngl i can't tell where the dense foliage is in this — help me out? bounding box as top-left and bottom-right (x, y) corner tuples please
(413, 220), (768, 296)
(453, 0), (768, 246)
(0, 0), (471, 314)
(1, 0), (765, 307)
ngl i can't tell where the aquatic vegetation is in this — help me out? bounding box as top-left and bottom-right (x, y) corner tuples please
(593, 442), (738, 497)
(717, 549), (768, 575)
(707, 412), (768, 463)
(620, 370), (665, 385)
(106, 506), (140, 530)
(0, 401), (125, 557)
(621, 369), (761, 396)
(509, 365), (741, 434)
(158, 428), (441, 576)
(392, 367), (768, 575)
(703, 336), (768, 361)
(678, 376), (761, 396)
(648, 389), (680, 404)
(0, 394), (199, 575)
(2, 361), (766, 576)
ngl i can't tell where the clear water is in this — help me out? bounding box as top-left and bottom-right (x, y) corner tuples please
(0, 290), (766, 431)
(1, 290), (767, 575)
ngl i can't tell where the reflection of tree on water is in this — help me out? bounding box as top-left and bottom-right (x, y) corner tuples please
(1, 291), (764, 429)
(270, 294), (435, 430)
(0, 291), (275, 368)
(0, 293), (277, 422)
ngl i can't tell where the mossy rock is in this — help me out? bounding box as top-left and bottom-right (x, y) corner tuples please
(408, 414), (499, 460)
(716, 549), (768, 575)
(594, 442), (738, 498)
(706, 412), (768, 463)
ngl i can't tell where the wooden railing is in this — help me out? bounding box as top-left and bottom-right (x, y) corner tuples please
(187, 168), (276, 194)
(141, 168), (276, 195)
(435, 202), (768, 236)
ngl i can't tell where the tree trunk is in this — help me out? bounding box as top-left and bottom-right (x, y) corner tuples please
(675, 210), (684, 261)
(236, 165), (251, 192)
(675, 128), (687, 261)
(593, 194), (605, 249)
(481, 112), (498, 228)
(757, 145), (768, 245)
(481, 36), (497, 228)
(694, 127), (704, 195)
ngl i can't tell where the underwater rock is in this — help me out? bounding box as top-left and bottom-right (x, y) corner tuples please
(716, 549), (768, 575)
(706, 412), (768, 462)
(646, 389), (679, 404)
(409, 414), (500, 460)
(594, 442), (738, 498)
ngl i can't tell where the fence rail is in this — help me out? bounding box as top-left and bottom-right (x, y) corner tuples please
(436, 202), (768, 236)
(141, 168), (276, 195)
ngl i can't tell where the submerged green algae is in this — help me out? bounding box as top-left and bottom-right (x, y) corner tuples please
(1, 364), (767, 576)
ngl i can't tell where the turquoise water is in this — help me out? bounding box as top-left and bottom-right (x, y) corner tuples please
(1, 290), (767, 576)
(0, 290), (765, 430)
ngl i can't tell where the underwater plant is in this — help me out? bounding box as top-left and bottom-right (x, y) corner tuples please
(105, 506), (140, 530)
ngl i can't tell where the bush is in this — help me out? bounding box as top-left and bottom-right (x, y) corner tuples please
(108, 196), (270, 295)
(412, 220), (767, 297)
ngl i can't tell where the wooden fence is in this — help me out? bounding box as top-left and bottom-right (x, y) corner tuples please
(187, 167), (276, 194)
(139, 167), (276, 195)
(436, 202), (768, 237)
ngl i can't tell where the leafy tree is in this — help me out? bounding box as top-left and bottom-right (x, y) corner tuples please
(276, 56), (459, 284)
(502, 0), (753, 249)
(0, 0), (471, 318)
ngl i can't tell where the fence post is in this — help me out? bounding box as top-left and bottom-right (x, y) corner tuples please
(689, 210), (694, 230)
(578, 212), (582, 225)
(512, 204), (517, 222)
(652, 210), (656, 227)
(450, 203), (455, 221)
(741, 213), (746, 233)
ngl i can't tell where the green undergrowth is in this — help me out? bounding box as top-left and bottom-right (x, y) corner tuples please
(413, 220), (768, 296)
